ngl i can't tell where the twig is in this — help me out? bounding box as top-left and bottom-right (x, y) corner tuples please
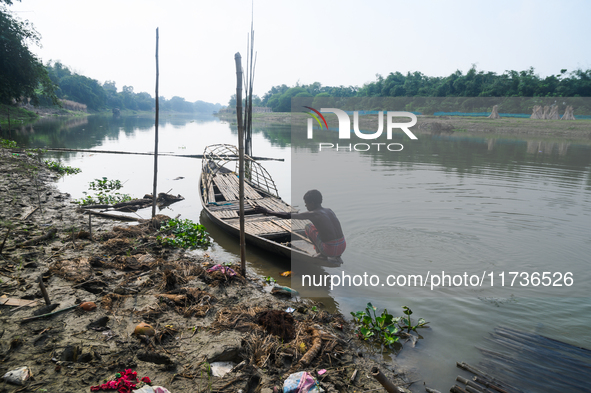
(43, 244), (67, 263)
(20, 304), (78, 323)
(15, 227), (56, 247)
(0, 227), (11, 254)
(22, 206), (39, 220)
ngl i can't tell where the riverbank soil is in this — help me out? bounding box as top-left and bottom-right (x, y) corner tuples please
(0, 148), (411, 392)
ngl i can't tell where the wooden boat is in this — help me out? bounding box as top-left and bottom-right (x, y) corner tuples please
(199, 144), (342, 267)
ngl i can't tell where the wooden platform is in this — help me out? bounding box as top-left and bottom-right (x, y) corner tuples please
(213, 173), (262, 201)
(221, 215), (310, 239)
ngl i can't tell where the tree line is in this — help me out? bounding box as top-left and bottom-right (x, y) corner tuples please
(1, 1), (221, 114)
(241, 66), (591, 112)
(42, 61), (222, 113)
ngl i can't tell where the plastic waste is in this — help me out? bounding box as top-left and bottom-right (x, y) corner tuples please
(207, 264), (236, 276)
(283, 371), (324, 393)
(2, 366), (31, 386)
(210, 361), (236, 377)
(132, 386), (171, 393)
(271, 285), (299, 296)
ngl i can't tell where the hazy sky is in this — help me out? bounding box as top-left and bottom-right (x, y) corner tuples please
(13, 0), (591, 106)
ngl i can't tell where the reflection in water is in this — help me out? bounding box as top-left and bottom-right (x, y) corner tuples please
(526, 140), (571, 155)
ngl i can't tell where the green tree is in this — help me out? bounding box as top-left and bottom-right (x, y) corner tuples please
(0, 0), (58, 104)
(60, 74), (106, 110)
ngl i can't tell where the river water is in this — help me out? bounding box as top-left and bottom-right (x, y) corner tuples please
(14, 113), (591, 392)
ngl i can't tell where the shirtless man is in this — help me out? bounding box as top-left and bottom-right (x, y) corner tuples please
(255, 189), (346, 258)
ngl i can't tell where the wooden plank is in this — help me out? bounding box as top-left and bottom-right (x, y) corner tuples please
(213, 173), (262, 201)
(207, 179), (216, 203)
(211, 210), (238, 219)
(0, 298), (39, 307)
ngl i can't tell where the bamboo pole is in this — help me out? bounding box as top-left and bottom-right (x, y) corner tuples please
(40, 148), (284, 161)
(152, 27), (160, 218)
(235, 53), (246, 277)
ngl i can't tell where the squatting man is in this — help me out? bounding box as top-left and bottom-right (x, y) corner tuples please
(255, 190), (346, 259)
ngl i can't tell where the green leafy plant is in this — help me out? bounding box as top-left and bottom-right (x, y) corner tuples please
(75, 177), (132, 205)
(351, 303), (400, 347)
(401, 305), (427, 332)
(1, 139), (17, 148)
(44, 160), (81, 176)
(157, 218), (210, 249)
(351, 303), (428, 348)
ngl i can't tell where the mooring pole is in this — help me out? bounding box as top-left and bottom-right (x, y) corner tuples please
(234, 53), (246, 277)
(152, 27), (160, 218)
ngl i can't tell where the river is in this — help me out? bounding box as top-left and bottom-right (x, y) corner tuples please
(13, 113), (591, 392)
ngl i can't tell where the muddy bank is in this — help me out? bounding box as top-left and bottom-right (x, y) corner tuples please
(0, 148), (414, 392)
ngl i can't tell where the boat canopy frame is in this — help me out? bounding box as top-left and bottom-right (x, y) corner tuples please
(201, 144), (280, 200)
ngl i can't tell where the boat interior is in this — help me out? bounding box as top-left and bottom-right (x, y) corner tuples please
(202, 171), (315, 254)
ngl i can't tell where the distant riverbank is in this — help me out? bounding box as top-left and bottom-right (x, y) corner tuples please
(0, 103), (90, 130)
(216, 111), (591, 140)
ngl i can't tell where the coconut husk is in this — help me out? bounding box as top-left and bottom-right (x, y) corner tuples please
(156, 288), (215, 317)
(101, 293), (128, 311)
(50, 257), (93, 282)
(101, 237), (131, 254)
(256, 310), (295, 341)
(212, 305), (266, 333)
(242, 330), (281, 368)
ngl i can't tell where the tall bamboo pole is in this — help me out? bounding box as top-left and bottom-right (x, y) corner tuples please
(247, 28), (255, 157)
(151, 28), (160, 218)
(234, 53), (246, 276)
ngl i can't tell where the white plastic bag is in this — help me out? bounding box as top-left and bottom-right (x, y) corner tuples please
(210, 361), (236, 377)
(132, 386), (171, 393)
(2, 366), (31, 386)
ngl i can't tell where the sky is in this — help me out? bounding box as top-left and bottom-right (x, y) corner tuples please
(11, 0), (591, 106)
